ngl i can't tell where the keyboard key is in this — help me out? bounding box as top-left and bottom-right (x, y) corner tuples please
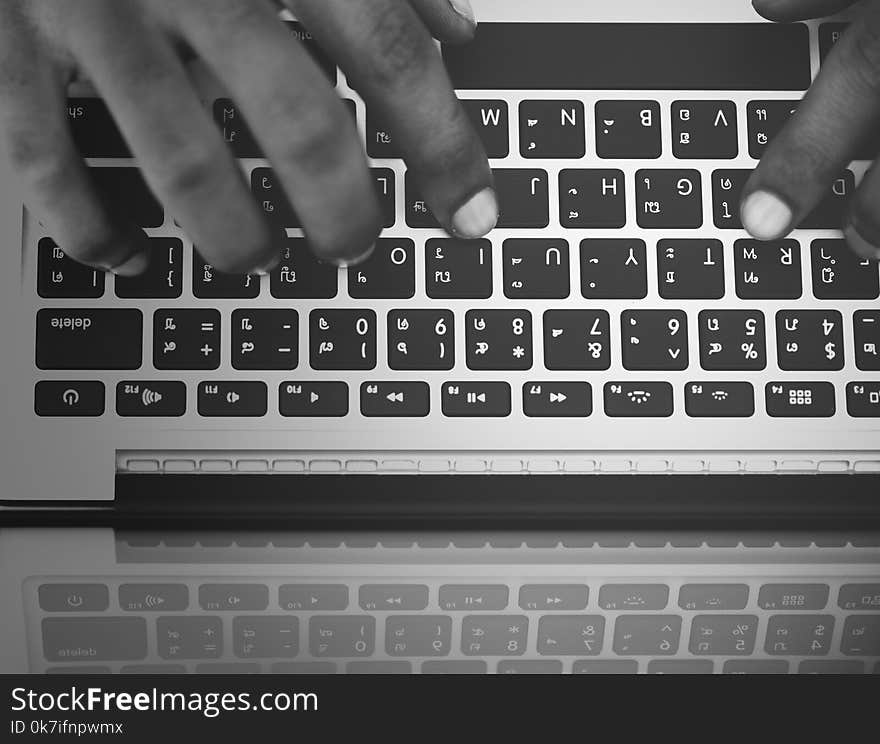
(404, 173), (439, 227)
(467, 310), (532, 371)
(842, 617), (880, 656)
(153, 309), (220, 370)
(310, 616), (375, 658)
(37, 309), (142, 370)
(657, 239), (724, 299)
(699, 310), (766, 371)
(855, 312), (880, 370)
(68, 98), (129, 157)
(519, 585), (589, 611)
(39, 584), (109, 612)
(195, 663), (260, 674)
(442, 382), (511, 417)
(232, 309), (297, 371)
(523, 382), (592, 418)
(360, 382), (430, 417)
(712, 169), (748, 228)
(678, 584), (749, 611)
(37, 238), (104, 299)
(519, 100), (585, 158)
(199, 584), (269, 611)
(116, 381), (186, 417)
(347, 662), (412, 674)
(388, 310), (454, 370)
(543, 310), (611, 370)
(596, 100), (660, 158)
(233, 616), (298, 659)
(279, 382), (349, 417)
(271, 239), (338, 299)
(386, 617), (451, 657)
(119, 665), (186, 675)
(684, 382), (754, 418)
(425, 239), (492, 299)
(360, 585), (429, 612)
(847, 382), (880, 417)
(118, 584), (189, 612)
(503, 239), (570, 299)
(252, 167), (299, 227)
(621, 310), (688, 371)
(574, 660), (639, 674)
(766, 382), (836, 418)
(613, 616), (681, 655)
(310, 310), (376, 370)
(462, 616), (528, 656)
(193, 249), (260, 299)
(838, 584), (880, 611)
(747, 100), (799, 159)
(366, 109), (399, 158)
(734, 239), (802, 299)
(279, 584), (348, 611)
(461, 99), (510, 158)
(819, 22), (847, 63)
(800, 660), (865, 674)
(671, 100), (738, 159)
(580, 239), (647, 299)
(498, 661), (563, 674)
(214, 98), (260, 158)
(765, 615), (835, 655)
(800, 172), (854, 230)
(722, 660), (789, 675)
(560, 169), (626, 228)
(439, 585), (509, 611)
(371, 168), (396, 228)
(272, 662), (336, 674)
(43, 617), (147, 662)
(537, 616), (605, 655)
(758, 584), (829, 611)
(599, 584), (669, 611)
(422, 661), (486, 674)
(812, 240), (880, 300)
(157, 616), (222, 660)
(34, 381), (105, 417)
(648, 660), (713, 674)
(636, 169), (702, 228)
(197, 382), (268, 417)
(115, 238), (183, 299)
(494, 169), (550, 227)
(91, 168), (163, 228)
(604, 382), (673, 418)
(689, 615), (759, 655)
(348, 239), (414, 299)
(776, 310), (844, 371)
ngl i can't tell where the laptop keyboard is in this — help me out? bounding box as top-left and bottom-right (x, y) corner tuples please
(31, 22), (880, 423)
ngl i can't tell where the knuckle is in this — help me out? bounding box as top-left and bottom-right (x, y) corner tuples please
(358, 5), (434, 86)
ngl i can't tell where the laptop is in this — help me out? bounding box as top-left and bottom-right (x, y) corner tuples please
(0, 0), (878, 672)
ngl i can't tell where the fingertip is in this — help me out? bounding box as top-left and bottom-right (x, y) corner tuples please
(110, 249), (151, 277)
(844, 222), (880, 261)
(451, 187), (498, 239)
(740, 189), (794, 241)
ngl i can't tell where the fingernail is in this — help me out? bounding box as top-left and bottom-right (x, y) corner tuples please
(110, 250), (150, 277)
(452, 187), (498, 239)
(740, 190), (794, 241)
(844, 223), (880, 261)
(449, 0), (476, 26)
(334, 243), (375, 268)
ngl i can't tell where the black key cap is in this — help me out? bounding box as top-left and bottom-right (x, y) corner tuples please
(466, 310), (532, 371)
(657, 239), (724, 299)
(747, 100), (799, 159)
(252, 168), (299, 228)
(495, 169), (550, 227)
(279, 382), (349, 417)
(685, 382), (755, 418)
(37, 238), (104, 299)
(636, 169), (702, 228)
(310, 310), (377, 370)
(198, 382), (268, 417)
(193, 249), (260, 299)
(523, 382), (592, 417)
(214, 99), (260, 158)
(348, 239), (415, 299)
(503, 239), (569, 299)
(819, 23), (847, 63)
(596, 101), (660, 158)
(766, 382), (835, 418)
(812, 240), (880, 300)
(580, 239), (647, 299)
(799, 172), (854, 230)
(361, 382), (430, 417)
(776, 310), (844, 371)
(855, 311), (880, 370)
(68, 98), (129, 157)
(559, 169), (626, 228)
(34, 381), (105, 417)
(519, 100), (585, 158)
(366, 109), (400, 159)
(672, 100), (738, 159)
(404, 173), (440, 228)
(699, 310), (766, 371)
(604, 382), (674, 417)
(543, 310), (611, 370)
(388, 310), (454, 370)
(425, 239), (492, 299)
(622, 310), (688, 371)
(116, 238), (183, 299)
(91, 168), (163, 228)
(153, 309), (220, 370)
(734, 239), (802, 299)
(271, 239), (338, 299)
(442, 382), (511, 417)
(232, 309), (298, 370)
(36, 309), (142, 370)
(461, 99), (510, 158)
(372, 168), (396, 228)
(847, 382), (880, 418)
(116, 381), (187, 417)
(712, 169), (747, 229)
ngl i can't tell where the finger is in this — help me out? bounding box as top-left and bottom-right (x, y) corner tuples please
(67, 5), (275, 274)
(174, 0), (380, 264)
(844, 159), (880, 259)
(752, 0), (858, 22)
(291, 0), (497, 239)
(0, 36), (149, 274)
(741, 2), (880, 241)
(410, 0), (477, 43)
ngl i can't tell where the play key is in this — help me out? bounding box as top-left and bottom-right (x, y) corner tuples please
(523, 382), (592, 417)
(279, 382), (349, 417)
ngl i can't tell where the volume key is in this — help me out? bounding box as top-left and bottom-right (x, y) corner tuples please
(116, 381), (187, 417)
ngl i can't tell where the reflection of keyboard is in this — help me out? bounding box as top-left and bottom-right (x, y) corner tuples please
(31, 578), (880, 674)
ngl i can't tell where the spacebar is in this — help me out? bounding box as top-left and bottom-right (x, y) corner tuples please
(443, 23), (811, 91)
